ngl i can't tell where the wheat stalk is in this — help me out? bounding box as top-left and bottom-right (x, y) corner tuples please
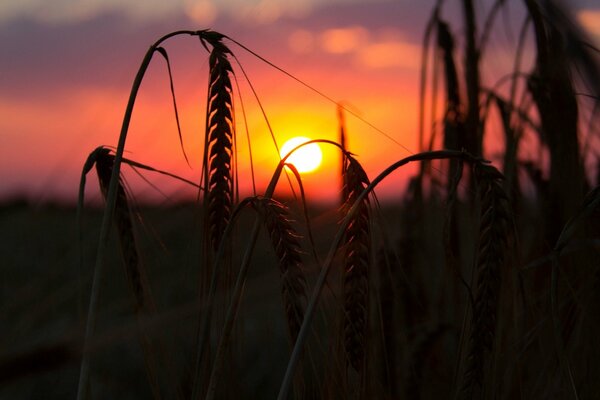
(341, 155), (371, 374)
(524, 0), (586, 243)
(460, 162), (510, 399)
(278, 150), (478, 400)
(437, 18), (467, 205)
(192, 33), (237, 398)
(462, 0), (481, 158)
(203, 140), (353, 400)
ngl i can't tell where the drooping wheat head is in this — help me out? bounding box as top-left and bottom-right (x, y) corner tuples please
(252, 197), (307, 343)
(95, 150), (164, 398)
(95, 150), (150, 312)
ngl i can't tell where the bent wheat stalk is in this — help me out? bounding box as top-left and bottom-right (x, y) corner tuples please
(278, 150), (481, 400)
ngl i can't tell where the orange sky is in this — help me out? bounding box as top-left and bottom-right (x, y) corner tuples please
(1, 0), (599, 205)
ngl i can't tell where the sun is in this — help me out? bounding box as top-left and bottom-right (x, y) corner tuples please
(280, 136), (323, 173)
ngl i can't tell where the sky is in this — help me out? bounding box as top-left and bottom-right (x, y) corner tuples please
(1, 0), (599, 205)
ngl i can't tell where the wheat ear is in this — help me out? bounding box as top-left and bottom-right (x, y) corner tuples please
(95, 153), (150, 311)
(201, 34), (235, 254)
(252, 197), (307, 343)
(279, 150), (478, 400)
(460, 162), (510, 399)
(341, 156), (371, 374)
(95, 151), (163, 399)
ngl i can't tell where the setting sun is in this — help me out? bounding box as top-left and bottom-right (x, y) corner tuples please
(280, 136), (323, 173)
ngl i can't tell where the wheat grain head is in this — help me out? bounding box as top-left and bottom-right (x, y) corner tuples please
(460, 162), (511, 399)
(341, 156), (371, 374)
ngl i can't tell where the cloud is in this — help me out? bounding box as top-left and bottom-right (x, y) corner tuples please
(0, 0), (319, 24)
(0, 0), (430, 202)
(320, 26), (368, 54)
(357, 40), (421, 69)
(0, 0), (179, 24)
(311, 25), (421, 70)
(185, 0), (218, 25)
(225, 0), (313, 24)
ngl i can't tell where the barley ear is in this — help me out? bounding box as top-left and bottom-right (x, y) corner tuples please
(95, 152), (151, 313)
(94, 151), (162, 399)
(252, 197), (307, 343)
(460, 162), (511, 399)
(202, 35), (235, 255)
(341, 155), (371, 374)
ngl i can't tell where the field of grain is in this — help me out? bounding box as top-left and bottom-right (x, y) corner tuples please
(2, 1), (600, 399)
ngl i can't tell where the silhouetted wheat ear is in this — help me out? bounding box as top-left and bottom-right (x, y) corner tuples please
(204, 35), (235, 254)
(341, 156), (371, 373)
(252, 197), (307, 343)
(460, 162), (510, 399)
(95, 151), (168, 397)
(95, 151), (149, 311)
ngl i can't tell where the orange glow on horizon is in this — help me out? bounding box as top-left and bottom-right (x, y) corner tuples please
(0, 5), (453, 204)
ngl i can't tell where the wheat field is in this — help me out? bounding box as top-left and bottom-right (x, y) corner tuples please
(1, 1), (600, 399)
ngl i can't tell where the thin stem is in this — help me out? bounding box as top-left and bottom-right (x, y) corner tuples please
(190, 199), (254, 400)
(203, 220), (261, 400)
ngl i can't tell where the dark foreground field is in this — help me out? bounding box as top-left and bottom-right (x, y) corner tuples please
(1, 193), (599, 399)
(0, 201), (340, 399)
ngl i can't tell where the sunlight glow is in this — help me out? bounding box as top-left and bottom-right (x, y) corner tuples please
(280, 136), (322, 173)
